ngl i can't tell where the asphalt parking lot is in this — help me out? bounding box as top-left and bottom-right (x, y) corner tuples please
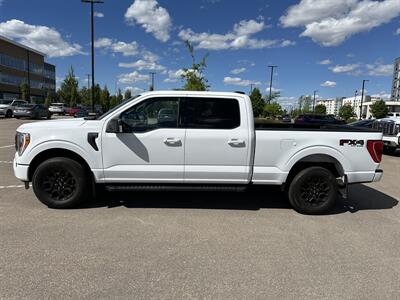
(1, 117), (399, 299)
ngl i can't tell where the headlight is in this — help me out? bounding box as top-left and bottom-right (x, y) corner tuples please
(15, 132), (30, 156)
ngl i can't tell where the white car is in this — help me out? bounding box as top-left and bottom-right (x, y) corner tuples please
(48, 103), (67, 115)
(373, 115), (400, 154)
(14, 91), (384, 214)
(0, 99), (28, 118)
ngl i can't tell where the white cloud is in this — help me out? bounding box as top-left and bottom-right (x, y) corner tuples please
(118, 71), (149, 84)
(321, 80), (337, 87)
(179, 19), (295, 50)
(396, 28), (400, 35)
(125, 86), (145, 94)
(366, 63), (393, 76)
(280, 0), (400, 46)
(94, 12), (104, 18)
(119, 59), (166, 72)
(318, 59), (332, 65)
(223, 76), (261, 87)
(94, 38), (139, 56)
(0, 19), (84, 57)
(164, 69), (197, 83)
(329, 64), (360, 73)
(230, 67), (246, 74)
(125, 0), (172, 42)
(0, 0), (4, 6)
(371, 91), (391, 100)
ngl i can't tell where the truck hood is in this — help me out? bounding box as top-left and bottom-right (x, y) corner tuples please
(17, 118), (93, 131)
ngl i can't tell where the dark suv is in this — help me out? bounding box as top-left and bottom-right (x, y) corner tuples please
(295, 114), (345, 125)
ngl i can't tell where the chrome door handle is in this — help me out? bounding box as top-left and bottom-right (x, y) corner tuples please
(164, 138), (182, 146)
(228, 139), (245, 147)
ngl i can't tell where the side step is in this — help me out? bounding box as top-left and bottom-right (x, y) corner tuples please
(105, 184), (247, 192)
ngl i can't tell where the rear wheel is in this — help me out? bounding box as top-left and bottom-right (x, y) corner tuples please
(5, 110), (12, 118)
(32, 157), (90, 208)
(288, 167), (338, 215)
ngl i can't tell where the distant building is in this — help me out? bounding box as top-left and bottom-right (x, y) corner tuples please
(316, 98), (343, 116)
(391, 57), (400, 101)
(0, 35), (56, 101)
(342, 95), (371, 118)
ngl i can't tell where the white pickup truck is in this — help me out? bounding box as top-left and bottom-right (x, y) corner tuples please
(373, 115), (400, 154)
(14, 91), (384, 214)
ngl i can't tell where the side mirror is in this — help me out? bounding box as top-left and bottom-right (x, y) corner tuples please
(106, 118), (125, 133)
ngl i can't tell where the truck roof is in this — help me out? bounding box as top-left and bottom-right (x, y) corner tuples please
(137, 90), (248, 98)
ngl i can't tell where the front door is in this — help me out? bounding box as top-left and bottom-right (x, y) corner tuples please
(102, 97), (185, 183)
(182, 97), (251, 183)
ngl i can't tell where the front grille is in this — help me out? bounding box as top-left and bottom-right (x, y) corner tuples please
(373, 120), (399, 136)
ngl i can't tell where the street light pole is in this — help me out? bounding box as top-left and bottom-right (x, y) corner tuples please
(313, 90), (318, 113)
(268, 65), (278, 104)
(360, 80), (369, 120)
(82, 0), (104, 112)
(149, 72), (156, 91)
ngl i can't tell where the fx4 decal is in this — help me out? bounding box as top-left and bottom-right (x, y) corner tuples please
(340, 139), (364, 147)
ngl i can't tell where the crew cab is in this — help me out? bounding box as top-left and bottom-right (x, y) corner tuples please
(14, 91), (384, 214)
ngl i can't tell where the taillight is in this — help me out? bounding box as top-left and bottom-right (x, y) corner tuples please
(367, 140), (383, 163)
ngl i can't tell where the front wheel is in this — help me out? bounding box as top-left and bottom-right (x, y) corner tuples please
(5, 110), (12, 118)
(32, 157), (90, 208)
(288, 167), (338, 215)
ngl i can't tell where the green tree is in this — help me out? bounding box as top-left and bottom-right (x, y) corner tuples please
(298, 95), (312, 113)
(124, 89), (132, 100)
(79, 87), (90, 105)
(59, 66), (79, 107)
(339, 104), (355, 121)
(264, 91), (281, 103)
(264, 102), (283, 118)
(101, 85), (111, 111)
(369, 100), (388, 119)
(181, 40), (210, 91)
(315, 104), (327, 115)
(110, 95), (118, 108)
(20, 82), (30, 101)
(44, 91), (52, 108)
(116, 88), (123, 104)
(249, 88), (265, 117)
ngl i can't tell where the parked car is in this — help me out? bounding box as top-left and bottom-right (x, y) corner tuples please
(295, 114), (346, 125)
(13, 104), (51, 119)
(0, 99), (28, 118)
(282, 114), (291, 123)
(14, 91), (384, 214)
(373, 116), (400, 154)
(66, 107), (81, 116)
(74, 107), (103, 118)
(49, 103), (67, 115)
(349, 119), (375, 128)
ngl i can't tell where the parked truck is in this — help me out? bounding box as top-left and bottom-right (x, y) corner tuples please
(373, 115), (400, 154)
(14, 91), (384, 214)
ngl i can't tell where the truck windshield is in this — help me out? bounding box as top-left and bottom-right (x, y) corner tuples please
(96, 95), (140, 120)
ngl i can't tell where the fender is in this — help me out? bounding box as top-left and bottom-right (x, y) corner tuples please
(22, 140), (100, 170)
(283, 145), (349, 175)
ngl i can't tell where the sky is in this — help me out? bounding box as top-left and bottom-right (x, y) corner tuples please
(0, 0), (399, 109)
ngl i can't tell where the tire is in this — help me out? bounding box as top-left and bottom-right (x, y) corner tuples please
(383, 146), (397, 155)
(32, 157), (90, 208)
(5, 110), (12, 118)
(47, 113), (51, 119)
(288, 167), (338, 215)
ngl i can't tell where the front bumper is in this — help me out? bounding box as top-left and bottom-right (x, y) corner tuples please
(13, 154), (29, 182)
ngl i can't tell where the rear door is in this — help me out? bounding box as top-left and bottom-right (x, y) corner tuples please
(182, 96), (251, 183)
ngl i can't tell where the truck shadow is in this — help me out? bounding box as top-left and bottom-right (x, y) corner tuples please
(82, 184), (398, 215)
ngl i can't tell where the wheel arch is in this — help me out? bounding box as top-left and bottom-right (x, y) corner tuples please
(28, 148), (92, 181)
(285, 153), (345, 185)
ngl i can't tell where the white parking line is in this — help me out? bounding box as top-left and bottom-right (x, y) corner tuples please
(0, 161), (13, 164)
(0, 145), (14, 149)
(0, 184), (31, 189)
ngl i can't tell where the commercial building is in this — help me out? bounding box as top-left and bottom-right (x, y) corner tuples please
(342, 95), (372, 118)
(0, 35), (56, 101)
(316, 98), (343, 116)
(391, 57), (400, 102)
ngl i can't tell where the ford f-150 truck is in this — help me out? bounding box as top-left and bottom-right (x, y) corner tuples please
(13, 91), (384, 214)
